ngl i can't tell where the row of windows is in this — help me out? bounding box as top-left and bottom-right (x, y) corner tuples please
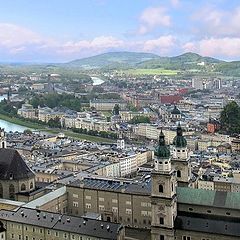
(11, 233), (95, 240)
(188, 207), (231, 215)
(84, 195), (118, 204)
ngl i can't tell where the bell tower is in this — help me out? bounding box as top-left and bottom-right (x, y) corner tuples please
(151, 130), (177, 240)
(172, 123), (191, 187)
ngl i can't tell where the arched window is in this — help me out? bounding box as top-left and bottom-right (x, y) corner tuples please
(159, 184), (164, 193)
(9, 184), (15, 200)
(30, 182), (33, 189)
(21, 183), (26, 191)
(177, 170), (181, 178)
(0, 183), (3, 198)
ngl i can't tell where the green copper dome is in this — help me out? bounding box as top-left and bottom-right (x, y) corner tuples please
(155, 130), (170, 159)
(173, 123), (187, 148)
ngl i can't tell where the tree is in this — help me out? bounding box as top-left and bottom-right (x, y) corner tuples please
(23, 129), (32, 135)
(129, 116), (150, 124)
(48, 117), (61, 128)
(112, 104), (120, 115)
(220, 101), (240, 134)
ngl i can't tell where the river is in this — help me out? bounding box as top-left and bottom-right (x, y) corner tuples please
(0, 94), (32, 132)
(0, 76), (105, 132)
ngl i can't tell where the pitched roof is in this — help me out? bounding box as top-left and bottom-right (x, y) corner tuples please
(177, 187), (240, 210)
(0, 149), (34, 180)
(0, 207), (122, 239)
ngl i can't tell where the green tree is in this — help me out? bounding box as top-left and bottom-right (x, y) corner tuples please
(112, 104), (120, 115)
(48, 117), (61, 128)
(129, 116), (150, 124)
(220, 101), (240, 134)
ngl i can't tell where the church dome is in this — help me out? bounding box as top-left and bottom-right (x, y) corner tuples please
(171, 106), (181, 115)
(155, 130), (170, 158)
(173, 123), (187, 148)
(0, 149), (35, 180)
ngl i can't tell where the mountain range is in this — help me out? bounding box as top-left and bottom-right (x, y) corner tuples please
(66, 51), (222, 69)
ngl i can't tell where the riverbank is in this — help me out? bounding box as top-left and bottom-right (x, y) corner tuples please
(0, 114), (115, 143)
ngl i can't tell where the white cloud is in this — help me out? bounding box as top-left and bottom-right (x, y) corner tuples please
(143, 35), (176, 54)
(183, 37), (240, 58)
(0, 23), (42, 48)
(0, 22), (178, 60)
(192, 6), (240, 37)
(138, 7), (171, 34)
(171, 0), (180, 8)
(58, 36), (124, 54)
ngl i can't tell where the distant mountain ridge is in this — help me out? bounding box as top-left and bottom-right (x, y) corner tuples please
(66, 51), (223, 70)
(67, 52), (160, 68)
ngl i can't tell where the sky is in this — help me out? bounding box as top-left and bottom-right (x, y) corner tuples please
(0, 0), (240, 62)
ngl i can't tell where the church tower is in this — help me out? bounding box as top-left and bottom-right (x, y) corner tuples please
(151, 130), (177, 240)
(0, 128), (6, 149)
(172, 123), (191, 187)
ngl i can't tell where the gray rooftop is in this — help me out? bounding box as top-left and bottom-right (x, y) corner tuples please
(0, 207), (122, 239)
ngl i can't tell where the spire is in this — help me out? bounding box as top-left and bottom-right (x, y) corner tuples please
(173, 122), (187, 148)
(155, 130), (170, 158)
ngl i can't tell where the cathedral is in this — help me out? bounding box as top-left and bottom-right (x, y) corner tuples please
(0, 128), (35, 201)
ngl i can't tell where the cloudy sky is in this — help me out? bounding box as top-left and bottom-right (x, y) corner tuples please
(0, 0), (240, 62)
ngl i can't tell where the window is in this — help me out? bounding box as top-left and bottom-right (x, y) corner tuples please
(21, 183), (26, 191)
(12, 234), (14, 239)
(126, 209), (132, 214)
(85, 203), (91, 209)
(73, 194), (78, 198)
(182, 237), (191, 240)
(160, 235), (164, 240)
(160, 217), (164, 225)
(30, 182), (33, 189)
(73, 201), (78, 207)
(112, 207), (118, 213)
(126, 201), (131, 205)
(141, 211), (148, 216)
(99, 197), (104, 202)
(55, 232), (59, 237)
(9, 184), (15, 200)
(207, 210), (211, 213)
(141, 202), (148, 207)
(226, 212), (230, 215)
(177, 170), (181, 178)
(159, 185), (163, 193)
(189, 208), (193, 211)
(99, 205), (105, 211)
(19, 235), (21, 240)
(0, 183), (3, 198)
(85, 195), (91, 200)
(47, 230), (51, 235)
(112, 199), (118, 203)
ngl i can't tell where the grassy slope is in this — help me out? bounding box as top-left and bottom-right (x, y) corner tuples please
(0, 114), (114, 143)
(124, 68), (179, 75)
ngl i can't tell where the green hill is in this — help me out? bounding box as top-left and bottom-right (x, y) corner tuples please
(67, 51), (160, 68)
(136, 52), (222, 70)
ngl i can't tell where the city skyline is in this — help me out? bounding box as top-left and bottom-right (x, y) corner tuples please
(0, 0), (240, 62)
